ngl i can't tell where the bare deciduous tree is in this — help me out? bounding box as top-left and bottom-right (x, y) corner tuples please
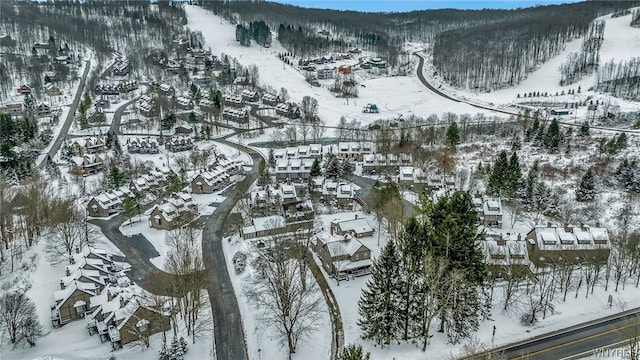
(0, 292), (42, 346)
(246, 242), (322, 354)
(47, 204), (97, 262)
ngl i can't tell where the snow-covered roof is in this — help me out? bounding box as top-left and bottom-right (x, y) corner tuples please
(334, 217), (373, 235)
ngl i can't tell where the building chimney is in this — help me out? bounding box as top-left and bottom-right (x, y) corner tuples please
(119, 296), (125, 309)
(330, 225), (334, 236)
(547, 221), (552, 228)
(65, 267), (71, 276)
(355, 214), (358, 220)
(107, 290), (113, 302)
(60, 279), (65, 290)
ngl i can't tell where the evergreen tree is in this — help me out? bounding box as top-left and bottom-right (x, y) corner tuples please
(324, 154), (341, 179)
(159, 335), (169, 360)
(506, 151), (523, 198)
(339, 344), (371, 360)
(121, 197), (136, 226)
(310, 157), (321, 177)
(445, 122), (460, 148)
(616, 132), (628, 151)
(579, 121), (590, 137)
(162, 113), (177, 130)
(268, 148), (276, 168)
(179, 336), (188, 354)
(615, 159), (640, 195)
(576, 168), (596, 202)
(257, 158), (271, 187)
(358, 240), (402, 347)
(543, 119), (563, 152)
(107, 166), (126, 189)
(487, 151), (509, 196)
(169, 335), (183, 360)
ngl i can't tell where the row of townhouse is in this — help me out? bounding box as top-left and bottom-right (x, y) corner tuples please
(242, 184), (315, 240)
(224, 94), (244, 108)
(241, 89), (258, 102)
(51, 247), (122, 327)
(261, 93), (281, 106)
(526, 225), (611, 265)
(308, 177), (356, 206)
(85, 284), (170, 349)
(272, 142), (375, 162)
(222, 107), (249, 123)
(87, 186), (135, 218)
(69, 154), (103, 176)
(190, 159), (243, 194)
(176, 96), (194, 110)
(149, 192), (199, 231)
(50, 247), (169, 349)
(137, 94), (157, 116)
(165, 135), (193, 152)
(126, 136), (159, 154)
(275, 102), (301, 119)
(112, 58), (130, 76)
(67, 136), (106, 155)
(482, 224), (611, 278)
(87, 169), (171, 217)
(275, 158), (314, 181)
(362, 153), (412, 174)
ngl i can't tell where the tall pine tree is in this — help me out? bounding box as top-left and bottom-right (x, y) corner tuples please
(576, 168), (596, 202)
(358, 240), (402, 347)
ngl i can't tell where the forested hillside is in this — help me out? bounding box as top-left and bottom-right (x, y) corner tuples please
(199, 0), (638, 92)
(0, 0), (186, 96)
(433, 1), (637, 92)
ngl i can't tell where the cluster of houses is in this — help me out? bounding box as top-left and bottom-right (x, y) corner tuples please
(126, 137), (159, 154)
(149, 192), (199, 231)
(165, 135), (193, 152)
(137, 94), (157, 116)
(112, 58), (130, 76)
(87, 169), (170, 217)
(190, 158), (242, 194)
(50, 247), (169, 349)
(95, 81), (138, 96)
(222, 107), (250, 123)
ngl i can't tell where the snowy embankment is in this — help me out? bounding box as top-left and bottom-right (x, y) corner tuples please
(429, 8), (640, 114)
(184, 5), (497, 128)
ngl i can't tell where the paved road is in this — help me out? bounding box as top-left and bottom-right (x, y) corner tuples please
(200, 139), (260, 360)
(414, 51), (640, 135)
(89, 216), (177, 296)
(110, 97), (139, 134)
(464, 308), (640, 359)
(37, 59), (91, 169)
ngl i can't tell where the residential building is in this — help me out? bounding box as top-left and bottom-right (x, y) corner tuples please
(148, 192), (198, 230)
(315, 232), (372, 279)
(526, 225), (611, 265)
(68, 154), (103, 176)
(482, 233), (531, 279)
(126, 137), (159, 154)
(223, 94), (244, 108)
(262, 93), (280, 106)
(164, 135), (193, 152)
(241, 89), (258, 102)
(69, 137), (106, 155)
(330, 216), (374, 238)
(87, 186), (135, 217)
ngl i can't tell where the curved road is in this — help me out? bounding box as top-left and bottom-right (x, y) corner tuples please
(201, 136), (260, 360)
(414, 51), (640, 135)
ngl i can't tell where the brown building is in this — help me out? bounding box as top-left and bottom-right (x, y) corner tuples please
(149, 192), (198, 230)
(68, 154), (103, 176)
(315, 232), (372, 279)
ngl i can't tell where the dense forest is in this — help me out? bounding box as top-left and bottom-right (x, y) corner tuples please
(433, 1), (637, 92)
(0, 0), (186, 96)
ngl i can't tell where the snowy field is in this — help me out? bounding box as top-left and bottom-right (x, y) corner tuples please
(184, 5), (498, 128)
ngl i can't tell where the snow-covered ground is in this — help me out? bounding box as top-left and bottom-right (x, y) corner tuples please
(184, 5), (498, 128)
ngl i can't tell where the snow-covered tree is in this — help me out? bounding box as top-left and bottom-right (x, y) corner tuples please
(358, 240), (402, 347)
(576, 168), (596, 202)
